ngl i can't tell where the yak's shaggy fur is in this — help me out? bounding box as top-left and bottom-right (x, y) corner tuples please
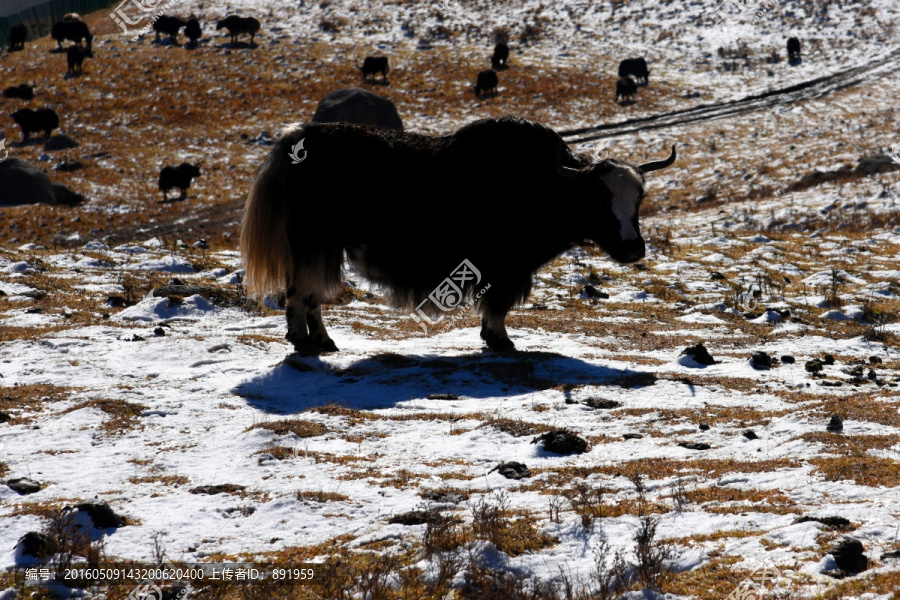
(242, 116), (675, 354)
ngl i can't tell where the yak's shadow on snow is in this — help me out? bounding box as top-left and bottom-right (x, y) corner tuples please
(234, 351), (655, 413)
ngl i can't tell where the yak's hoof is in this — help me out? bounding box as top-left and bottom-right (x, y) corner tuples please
(318, 338), (339, 353)
(481, 329), (515, 352)
(288, 336), (319, 356)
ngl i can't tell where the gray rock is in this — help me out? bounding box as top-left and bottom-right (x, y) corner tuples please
(7, 477), (41, 495)
(68, 499), (127, 528)
(312, 88), (403, 131)
(43, 135), (80, 151)
(827, 538), (867, 573)
(0, 158), (85, 206)
(855, 153), (900, 175)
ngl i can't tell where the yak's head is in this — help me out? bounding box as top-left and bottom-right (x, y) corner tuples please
(558, 144), (676, 263)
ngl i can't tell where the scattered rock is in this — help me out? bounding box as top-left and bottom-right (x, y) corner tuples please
(489, 461), (531, 480)
(426, 393), (458, 400)
(312, 87), (403, 131)
(6, 477), (41, 495)
(681, 343), (716, 365)
(0, 157), (85, 206)
(55, 159), (84, 172)
(822, 354), (835, 365)
(743, 430), (758, 440)
(190, 484), (246, 495)
(805, 360), (823, 373)
(151, 284), (217, 298)
(43, 134), (79, 151)
(698, 423), (710, 431)
(583, 284), (609, 299)
(0, 411), (10, 423)
(622, 433), (643, 440)
(582, 398), (620, 409)
(69, 500), (127, 528)
(855, 153), (900, 176)
(881, 549), (900, 560)
(532, 429), (589, 455)
(709, 272), (726, 280)
(867, 369), (877, 381)
(781, 355), (795, 364)
(678, 442), (711, 451)
(750, 351), (773, 370)
(421, 489), (466, 504)
(17, 531), (57, 558)
(388, 510), (442, 525)
(869, 356), (882, 365)
(826, 415), (844, 432)
(794, 516), (853, 530)
(154, 327), (165, 336)
(827, 538), (868, 574)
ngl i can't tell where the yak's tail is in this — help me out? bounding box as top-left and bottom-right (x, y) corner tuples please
(241, 126), (299, 298)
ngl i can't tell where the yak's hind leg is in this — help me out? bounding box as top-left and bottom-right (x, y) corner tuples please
(285, 280), (315, 355)
(480, 311), (514, 352)
(304, 294), (338, 353)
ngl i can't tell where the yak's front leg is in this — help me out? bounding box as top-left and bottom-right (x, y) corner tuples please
(304, 294), (338, 353)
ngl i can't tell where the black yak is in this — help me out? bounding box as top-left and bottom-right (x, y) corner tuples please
(185, 17), (202, 46)
(159, 163), (201, 200)
(153, 15), (185, 43)
(2, 84), (34, 100)
(216, 15), (260, 45)
(10, 108), (59, 141)
(241, 116), (677, 354)
(51, 19), (92, 50)
(8, 24), (26, 51)
(618, 57), (649, 84)
(616, 76), (637, 103)
(360, 56), (390, 81)
(491, 42), (509, 69)
(787, 37), (801, 61)
(474, 69), (498, 97)
(67, 44), (92, 76)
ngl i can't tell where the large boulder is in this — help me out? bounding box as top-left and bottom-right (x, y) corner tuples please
(0, 157), (84, 206)
(312, 88), (403, 131)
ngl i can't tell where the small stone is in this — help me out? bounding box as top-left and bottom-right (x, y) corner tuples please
(583, 398), (620, 409)
(0, 411), (10, 423)
(154, 327), (165, 337)
(805, 360), (823, 373)
(681, 343), (716, 365)
(190, 484), (246, 495)
(794, 516), (852, 530)
(743, 430), (758, 440)
(750, 351), (772, 370)
(781, 355), (795, 364)
(867, 369), (877, 380)
(68, 500), (127, 528)
(532, 429), (589, 455)
(709, 272), (726, 280)
(869, 356), (882, 365)
(583, 284), (609, 299)
(7, 477), (41, 495)
(699, 423), (710, 431)
(490, 461), (531, 480)
(822, 354), (835, 365)
(826, 415), (844, 432)
(421, 489), (466, 503)
(17, 531), (57, 558)
(426, 393), (458, 400)
(388, 510), (441, 525)
(678, 442), (711, 451)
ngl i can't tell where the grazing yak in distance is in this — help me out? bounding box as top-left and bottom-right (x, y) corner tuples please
(51, 19), (92, 50)
(616, 76), (637, 103)
(491, 42), (509, 69)
(153, 15), (186, 42)
(185, 17), (202, 46)
(11, 108), (59, 141)
(241, 116), (676, 354)
(8, 24), (26, 51)
(360, 56), (390, 81)
(474, 69), (498, 97)
(66, 44), (92, 76)
(787, 37), (801, 61)
(216, 15), (260, 45)
(618, 57), (649, 84)
(159, 163), (201, 200)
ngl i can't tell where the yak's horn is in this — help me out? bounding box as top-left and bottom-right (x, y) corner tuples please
(556, 140), (582, 179)
(638, 145), (677, 173)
